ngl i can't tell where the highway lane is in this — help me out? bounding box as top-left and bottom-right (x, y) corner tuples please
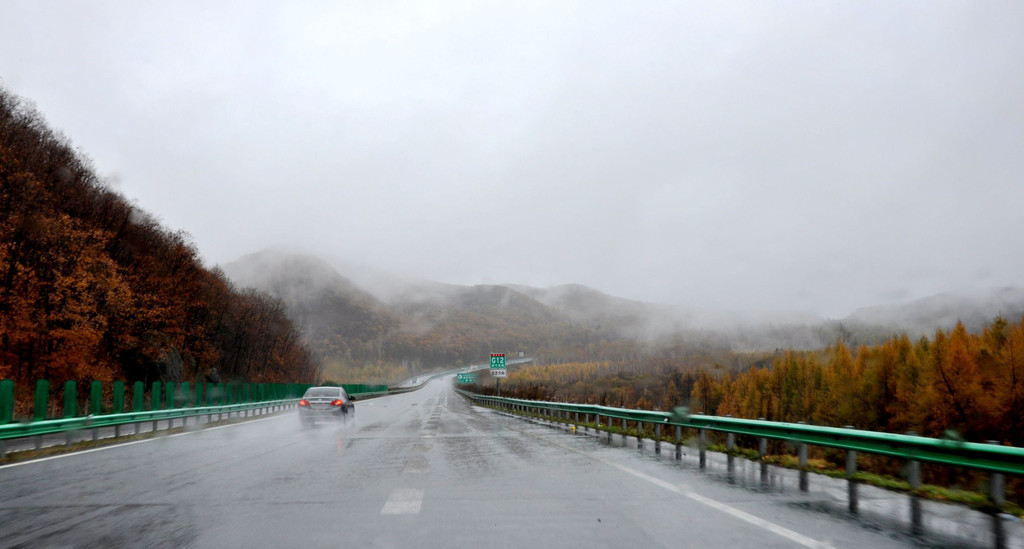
(0, 377), (1008, 548)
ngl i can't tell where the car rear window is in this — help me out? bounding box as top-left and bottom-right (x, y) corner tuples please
(304, 387), (340, 397)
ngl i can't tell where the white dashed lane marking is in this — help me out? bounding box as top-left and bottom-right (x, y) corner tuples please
(380, 488), (424, 515)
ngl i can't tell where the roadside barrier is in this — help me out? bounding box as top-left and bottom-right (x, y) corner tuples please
(0, 379), (392, 457)
(457, 388), (1022, 547)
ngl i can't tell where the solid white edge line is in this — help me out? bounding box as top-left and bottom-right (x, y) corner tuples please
(0, 414), (281, 470)
(532, 427), (836, 549)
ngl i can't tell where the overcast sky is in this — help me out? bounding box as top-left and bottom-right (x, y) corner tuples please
(2, 1), (1022, 318)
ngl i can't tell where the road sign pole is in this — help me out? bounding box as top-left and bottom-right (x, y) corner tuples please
(490, 353), (507, 396)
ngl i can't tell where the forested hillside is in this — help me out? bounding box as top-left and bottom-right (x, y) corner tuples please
(0, 87), (319, 388)
(494, 316), (1024, 445)
(225, 252), (598, 382)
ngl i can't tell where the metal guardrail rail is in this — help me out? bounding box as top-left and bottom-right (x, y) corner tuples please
(0, 399), (296, 441)
(457, 390), (1024, 477)
(0, 378), (404, 457)
(459, 388), (1021, 548)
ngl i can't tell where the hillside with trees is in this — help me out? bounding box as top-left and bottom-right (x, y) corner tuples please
(0, 87), (319, 392)
(225, 251), (597, 382)
(491, 317), (1024, 446)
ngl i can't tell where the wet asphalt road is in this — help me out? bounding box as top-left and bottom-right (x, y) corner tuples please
(0, 377), (1012, 548)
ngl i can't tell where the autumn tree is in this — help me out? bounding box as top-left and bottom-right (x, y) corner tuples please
(1, 86), (320, 387)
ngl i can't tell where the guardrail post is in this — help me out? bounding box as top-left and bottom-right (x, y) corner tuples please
(655, 423), (661, 454)
(584, 413), (589, 432)
(698, 426), (706, 469)
(908, 457), (922, 535)
(674, 425), (682, 460)
(844, 426), (858, 514)
(758, 420), (769, 486)
(986, 441), (1005, 507)
(637, 421), (644, 449)
(797, 421), (808, 492)
(621, 418), (628, 444)
(987, 441), (1006, 549)
(726, 423), (736, 481)
(903, 429), (922, 536)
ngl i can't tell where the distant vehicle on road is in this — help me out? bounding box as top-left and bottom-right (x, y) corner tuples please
(298, 386), (354, 427)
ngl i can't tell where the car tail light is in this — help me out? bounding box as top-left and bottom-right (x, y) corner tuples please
(331, 399), (344, 406)
(299, 399), (310, 406)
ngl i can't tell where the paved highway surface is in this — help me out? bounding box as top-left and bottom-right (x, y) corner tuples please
(0, 377), (1016, 548)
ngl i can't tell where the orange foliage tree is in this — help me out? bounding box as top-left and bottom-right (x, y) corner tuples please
(1, 86), (319, 387)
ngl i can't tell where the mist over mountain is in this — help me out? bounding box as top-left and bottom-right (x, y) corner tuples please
(223, 249), (1024, 369)
(223, 252), (399, 365)
(847, 287), (1024, 337)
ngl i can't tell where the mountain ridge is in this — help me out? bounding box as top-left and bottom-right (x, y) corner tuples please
(223, 249), (1024, 368)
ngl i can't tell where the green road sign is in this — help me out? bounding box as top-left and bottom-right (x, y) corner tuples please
(456, 373), (477, 384)
(490, 353), (506, 369)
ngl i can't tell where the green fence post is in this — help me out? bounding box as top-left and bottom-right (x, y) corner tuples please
(151, 381), (162, 410)
(133, 381), (144, 412)
(217, 383), (225, 405)
(64, 380), (78, 418)
(111, 380), (124, 437)
(113, 381), (125, 414)
(165, 382), (175, 410)
(243, 384), (250, 403)
(0, 380), (13, 424)
(180, 382), (190, 407)
(89, 381), (103, 415)
(196, 382), (204, 407)
(33, 380), (49, 421)
(205, 383), (213, 406)
(87, 381), (102, 441)
(130, 381), (144, 435)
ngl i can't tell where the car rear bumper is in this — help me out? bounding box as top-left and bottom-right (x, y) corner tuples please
(299, 407), (350, 423)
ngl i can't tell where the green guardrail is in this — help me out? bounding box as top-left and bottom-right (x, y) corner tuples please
(0, 378), (419, 454)
(0, 399), (295, 441)
(457, 390), (1024, 477)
